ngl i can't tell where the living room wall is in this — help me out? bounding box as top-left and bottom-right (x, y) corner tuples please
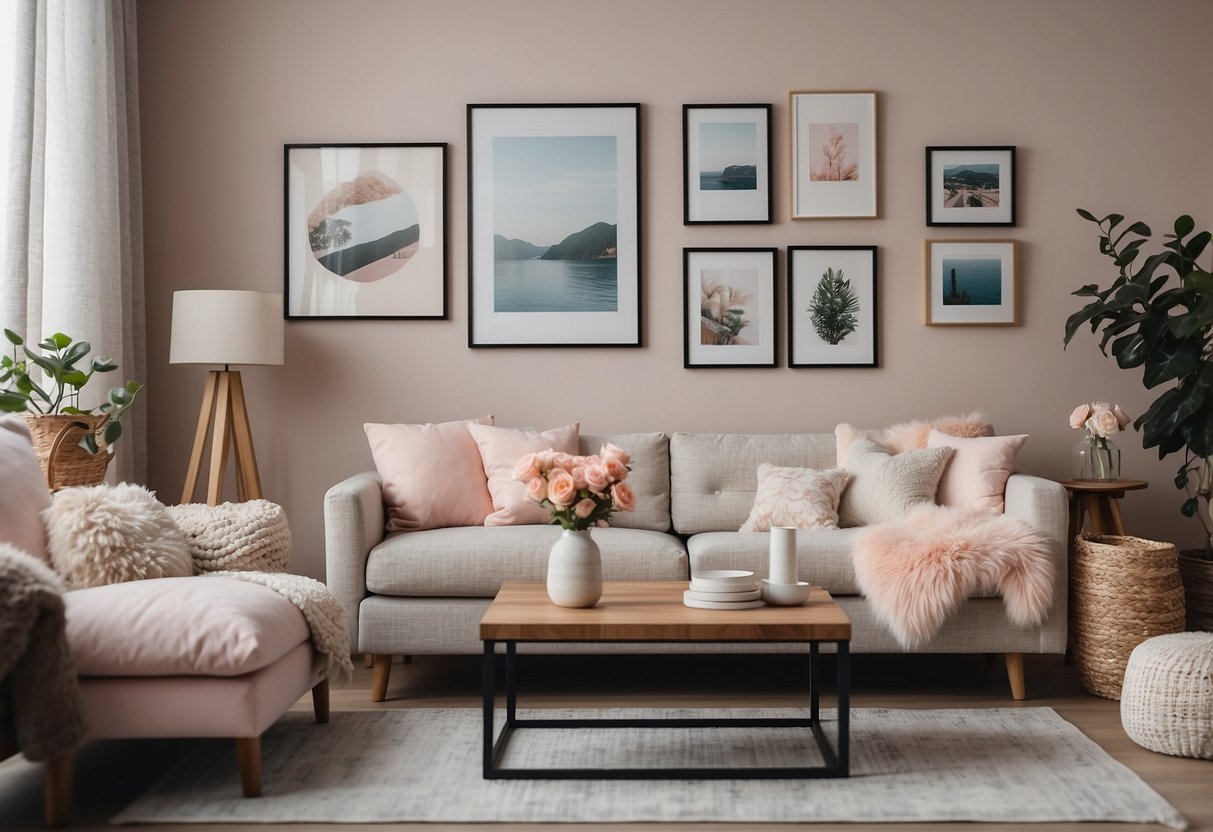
(137, 0), (1213, 579)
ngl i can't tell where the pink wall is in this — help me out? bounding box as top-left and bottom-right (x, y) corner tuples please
(137, 0), (1213, 579)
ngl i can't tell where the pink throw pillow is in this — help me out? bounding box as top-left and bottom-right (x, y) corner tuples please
(835, 411), (994, 466)
(469, 422), (580, 526)
(364, 417), (495, 531)
(0, 414), (51, 562)
(739, 464), (848, 532)
(927, 428), (1028, 511)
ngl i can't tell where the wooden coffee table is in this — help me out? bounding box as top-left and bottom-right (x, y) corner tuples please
(479, 580), (852, 780)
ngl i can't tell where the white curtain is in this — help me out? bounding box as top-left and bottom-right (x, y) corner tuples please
(3, 0), (146, 483)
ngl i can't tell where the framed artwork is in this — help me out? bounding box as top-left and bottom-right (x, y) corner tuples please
(682, 104), (772, 224)
(788, 246), (878, 368)
(284, 143), (446, 319)
(789, 91), (877, 219)
(467, 103), (641, 347)
(926, 146), (1016, 226)
(683, 248), (777, 368)
(925, 240), (1019, 326)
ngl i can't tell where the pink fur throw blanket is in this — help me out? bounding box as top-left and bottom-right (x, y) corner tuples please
(851, 504), (1055, 648)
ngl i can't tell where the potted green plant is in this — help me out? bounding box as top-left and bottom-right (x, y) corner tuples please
(1064, 209), (1213, 629)
(0, 329), (143, 488)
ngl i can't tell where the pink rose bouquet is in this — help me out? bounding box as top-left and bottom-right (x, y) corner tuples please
(1070, 400), (1131, 479)
(513, 443), (635, 530)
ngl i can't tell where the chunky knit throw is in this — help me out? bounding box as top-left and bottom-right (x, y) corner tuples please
(167, 500), (291, 572)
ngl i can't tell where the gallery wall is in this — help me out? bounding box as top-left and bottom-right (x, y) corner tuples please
(136, 0), (1213, 579)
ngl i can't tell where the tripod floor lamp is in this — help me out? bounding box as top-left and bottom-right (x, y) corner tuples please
(170, 290), (284, 505)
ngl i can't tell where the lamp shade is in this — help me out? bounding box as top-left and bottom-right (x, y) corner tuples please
(170, 290), (284, 366)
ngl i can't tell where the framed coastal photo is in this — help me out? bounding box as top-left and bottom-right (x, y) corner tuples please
(788, 246), (878, 368)
(284, 143), (447, 319)
(683, 104), (772, 224)
(925, 240), (1018, 326)
(926, 146), (1016, 226)
(467, 103), (641, 347)
(789, 91), (877, 219)
(684, 248), (777, 368)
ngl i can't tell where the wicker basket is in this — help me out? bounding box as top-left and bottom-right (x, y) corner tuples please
(23, 414), (113, 491)
(1071, 534), (1186, 700)
(1178, 549), (1213, 631)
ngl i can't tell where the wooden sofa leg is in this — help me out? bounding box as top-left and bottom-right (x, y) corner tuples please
(364, 653), (374, 668)
(1005, 652), (1026, 701)
(43, 754), (72, 827)
(371, 654), (393, 702)
(235, 737), (261, 797)
(312, 677), (330, 723)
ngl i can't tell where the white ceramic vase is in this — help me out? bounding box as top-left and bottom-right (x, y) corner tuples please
(546, 528), (603, 608)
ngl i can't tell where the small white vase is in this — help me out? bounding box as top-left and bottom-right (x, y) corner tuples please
(546, 528), (603, 608)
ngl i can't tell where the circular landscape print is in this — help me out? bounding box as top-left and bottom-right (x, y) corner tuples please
(307, 171), (420, 283)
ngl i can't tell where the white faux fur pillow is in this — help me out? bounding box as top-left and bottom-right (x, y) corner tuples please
(739, 464), (848, 532)
(838, 439), (955, 528)
(43, 484), (193, 589)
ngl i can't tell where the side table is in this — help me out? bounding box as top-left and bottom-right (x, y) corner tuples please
(1060, 479), (1148, 537)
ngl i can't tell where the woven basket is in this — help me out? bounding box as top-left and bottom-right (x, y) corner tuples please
(1071, 534), (1186, 700)
(1178, 549), (1213, 631)
(23, 414), (112, 491)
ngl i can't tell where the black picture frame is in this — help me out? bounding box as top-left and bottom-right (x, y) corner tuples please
(683, 104), (773, 224)
(925, 145), (1017, 227)
(466, 103), (642, 347)
(284, 142), (447, 320)
(788, 245), (878, 368)
(683, 247), (778, 368)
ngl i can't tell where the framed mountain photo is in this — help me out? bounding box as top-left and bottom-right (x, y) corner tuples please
(466, 103), (641, 347)
(683, 104), (772, 224)
(926, 146), (1016, 226)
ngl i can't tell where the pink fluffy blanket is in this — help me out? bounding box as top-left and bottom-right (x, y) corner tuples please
(851, 504), (1055, 649)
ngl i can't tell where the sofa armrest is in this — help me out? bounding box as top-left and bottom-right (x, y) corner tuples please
(324, 471), (385, 654)
(1004, 473), (1069, 649)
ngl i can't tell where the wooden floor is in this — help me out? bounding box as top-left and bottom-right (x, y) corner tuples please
(0, 652), (1209, 830)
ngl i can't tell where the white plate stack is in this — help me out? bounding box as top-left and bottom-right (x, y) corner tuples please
(684, 570), (764, 609)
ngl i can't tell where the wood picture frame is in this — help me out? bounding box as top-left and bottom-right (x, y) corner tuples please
(925, 239), (1019, 326)
(789, 91), (877, 219)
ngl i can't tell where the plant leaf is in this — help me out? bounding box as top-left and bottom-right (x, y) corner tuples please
(1143, 339), (1202, 388)
(125, 380), (144, 395)
(102, 420), (122, 445)
(79, 433), (99, 454)
(1175, 215), (1196, 238)
(0, 391), (29, 412)
(47, 332), (71, 350)
(1182, 496), (1200, 517)
(3, 329), (22, 346)
(1076, 208), (1098, 222)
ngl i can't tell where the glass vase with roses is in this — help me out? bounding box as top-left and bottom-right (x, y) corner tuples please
(513, 443), (636, 530)
(1069, 400), (1130, 481)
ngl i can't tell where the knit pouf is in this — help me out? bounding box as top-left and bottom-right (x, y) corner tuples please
(1120, 632), (1213, 759)
(166, 499), (291, 573)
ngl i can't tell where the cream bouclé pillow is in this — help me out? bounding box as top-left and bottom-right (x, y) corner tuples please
(739, 464), (848, 532)
(838, 439), (955, 528)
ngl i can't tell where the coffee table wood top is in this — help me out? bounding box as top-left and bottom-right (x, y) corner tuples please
(480, 581), (851, 643)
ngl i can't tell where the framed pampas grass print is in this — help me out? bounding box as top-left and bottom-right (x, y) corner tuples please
(684, 247), (777, 368)
(790, 91), (877, 219)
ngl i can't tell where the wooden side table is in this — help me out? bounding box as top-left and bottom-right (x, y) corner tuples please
(1060, 479), (1149, 537)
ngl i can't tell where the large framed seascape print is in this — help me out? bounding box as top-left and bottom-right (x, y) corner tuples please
(683, 104), (772, 224)
(926, 146), (1016, 226)
(788, 246), (877, 368)
(925, 240), (1018, 326)
(284, 143), (446, 319)
(684, 248), (777, 368)
(790, 91), (877, 219)
(467, 104), (641, 347)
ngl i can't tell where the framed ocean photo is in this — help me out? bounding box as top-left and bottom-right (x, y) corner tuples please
(467, 104), (641, 347)
(790, 91), (877, 219)
(683, 104), (772, 224)
(284, 143), (447, 319)
(683, 247), (777, 368)
(788, 246), (877, 368)
(926, 146), (1016, 226)
(925, 240), (1019, 325)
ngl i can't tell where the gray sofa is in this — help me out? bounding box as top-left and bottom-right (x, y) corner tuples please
(324, 431), (1068, 700)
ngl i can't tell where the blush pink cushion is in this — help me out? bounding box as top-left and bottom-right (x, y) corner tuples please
(65, 576), (309, 676)
(739, 464), (848, 532)
(469, 422), (580, 526)
(0, 414), (51, 562)
(364, 417), (495, 531)
(927, 428), (1028, 511)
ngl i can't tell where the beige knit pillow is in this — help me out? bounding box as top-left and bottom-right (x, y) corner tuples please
(167, 499), (290, 573)
(740, 464), (848, 532)
(838, 439), (954, 528)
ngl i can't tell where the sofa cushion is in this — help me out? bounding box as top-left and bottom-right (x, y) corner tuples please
(364, 417), (495, 532)
(469, 422), (580, 526)
(0, 414), (51, 563)
(838, 439), (954, 528)
(65, 576), (309, 676)
(365, 526), (688, 597)
(581, 432), (671, 532)
(687, 529), (863, 595)
(835, 411), (994, 467)
(739, 464), (848, 532)
(670, 432), (836, 534)
(928, 429), (1028, 511)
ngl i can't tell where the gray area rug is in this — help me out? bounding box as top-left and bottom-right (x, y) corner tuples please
(112, 707), (1186, 827)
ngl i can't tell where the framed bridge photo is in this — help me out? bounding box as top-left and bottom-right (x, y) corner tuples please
(926, 146), (1016, 226)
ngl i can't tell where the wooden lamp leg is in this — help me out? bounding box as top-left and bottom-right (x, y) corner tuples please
(227, 371), (264, 500)
(181, 371), (221, 504)
(206, 372), (233, 506)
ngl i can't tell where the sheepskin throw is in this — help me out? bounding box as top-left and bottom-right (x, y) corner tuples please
(838, 440), (955, 528)
(203, 571), (354, 684)
(835, 410), (994, 467)
(852, 504), (1055, 648)
(43, 484), (193, 589)
(168, 499), (291, 573)
(0, 543), (86, 762)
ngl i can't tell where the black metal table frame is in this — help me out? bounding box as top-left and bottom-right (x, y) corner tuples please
(481, 638), (850, 780)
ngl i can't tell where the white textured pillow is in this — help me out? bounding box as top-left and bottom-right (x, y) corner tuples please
(43, 483), (193, 588)
(838, 439), (955, 528)
(739, 464), (848, 532)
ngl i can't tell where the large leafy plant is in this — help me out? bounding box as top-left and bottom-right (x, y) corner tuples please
(1064, 209), (1213, 552)
(0, 329), (143, 452)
